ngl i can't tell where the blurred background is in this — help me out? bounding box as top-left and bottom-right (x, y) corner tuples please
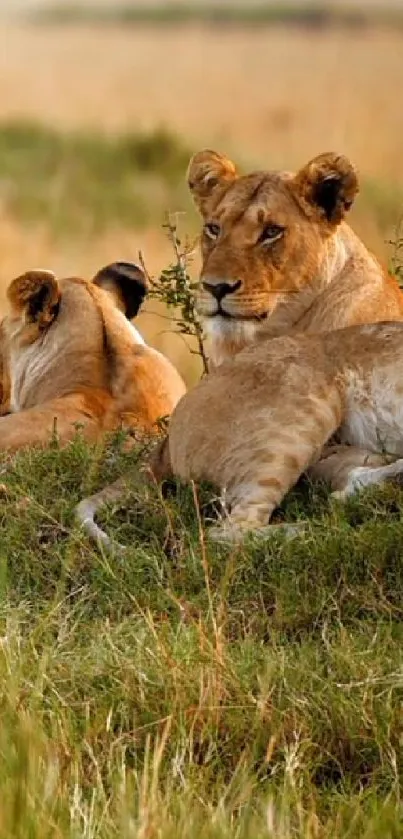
(0, 0), (402, 382)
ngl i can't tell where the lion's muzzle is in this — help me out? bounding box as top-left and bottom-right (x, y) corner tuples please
(202, 278), (242, 302)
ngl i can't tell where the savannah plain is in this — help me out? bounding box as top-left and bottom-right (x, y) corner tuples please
(2, 7), (403, 838)
(1, 14), (403, 378)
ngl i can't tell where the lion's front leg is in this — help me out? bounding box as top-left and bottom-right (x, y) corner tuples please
(307, 444), (393, 496)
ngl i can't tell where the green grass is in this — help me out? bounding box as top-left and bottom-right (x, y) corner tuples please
(0, 120), (402, 249)
(1, 430), (403, 835)
(0, 120), (192, 235)
(360, 180), (403, 233)
(30, 2), (403, 31)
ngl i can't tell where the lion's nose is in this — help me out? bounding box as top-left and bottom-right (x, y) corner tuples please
(202, 280), (241, 301)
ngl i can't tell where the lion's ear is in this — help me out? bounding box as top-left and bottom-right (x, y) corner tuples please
(93, 261), (148, 320)
(293, 152), (359, 226)
(7, 270), (60, 328)
(187, 149), (238, 216)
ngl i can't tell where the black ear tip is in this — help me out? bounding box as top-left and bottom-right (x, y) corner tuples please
(114, 261), (147, 285)
(93, 261), (148, 320)
(95, 261), (147, 289)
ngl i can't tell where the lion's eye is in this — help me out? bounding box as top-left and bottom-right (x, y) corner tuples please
(204, 222), (220, 240)
(258, 224), (285, 246)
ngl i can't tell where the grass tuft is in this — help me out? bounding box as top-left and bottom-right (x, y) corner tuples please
(1, 431), (403, 835)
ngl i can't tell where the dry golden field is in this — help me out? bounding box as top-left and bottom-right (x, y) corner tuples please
(1, 21), (403, 379)
(2, 24), (403, 173)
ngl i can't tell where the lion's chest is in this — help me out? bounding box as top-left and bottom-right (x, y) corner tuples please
(340, 369), (403, 456)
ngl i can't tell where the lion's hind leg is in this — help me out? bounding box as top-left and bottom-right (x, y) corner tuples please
(208, 500), (305, 544)
(207, 392), (341, 544)
(208, 461), (310, 545)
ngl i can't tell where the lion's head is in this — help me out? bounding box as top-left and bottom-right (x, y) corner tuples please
(1, 261), (149, 413)
(188, 149), (360, 363)
(0, 261), (186, 451)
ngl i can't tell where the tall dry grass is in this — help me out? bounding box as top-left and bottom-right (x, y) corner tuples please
(1, 19), (403, 834)
(1, 24), (403, 176)
(0, 22), (402, 377)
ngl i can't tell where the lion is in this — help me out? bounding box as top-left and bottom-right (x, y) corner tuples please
(187, 148), (403, 367)
(77, 320), (403, 546)
(149, 321), (403, 542)
(75, 149), (403, 547)
(153, 321), (403, 541)
(186, 148), (403, 493)
(0, 262), (186, 453)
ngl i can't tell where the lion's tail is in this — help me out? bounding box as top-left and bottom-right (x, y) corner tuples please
(75, 437), (172, 552)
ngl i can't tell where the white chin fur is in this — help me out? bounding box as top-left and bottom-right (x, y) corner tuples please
(204, 316), (262, 367)
(205, 315), (260, 345)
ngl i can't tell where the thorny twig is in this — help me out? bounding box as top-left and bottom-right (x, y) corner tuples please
(139, 213), (209, 374)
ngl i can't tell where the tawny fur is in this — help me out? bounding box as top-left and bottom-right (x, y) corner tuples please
(77, 322), (403, 547)
(187, 149), (403, 367)
(75, 149), (403, 548)
(160, 322), (403, 541)
(188, 148), (403, 489)
(0, 265), (186, 452)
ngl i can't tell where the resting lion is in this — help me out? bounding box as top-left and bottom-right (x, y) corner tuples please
(151, 321), (403, 541)
(78, 321), (403, 545)
(187, 147), (403, 491)
(76, 149), (403, 546)
(0, 262), (186, 452)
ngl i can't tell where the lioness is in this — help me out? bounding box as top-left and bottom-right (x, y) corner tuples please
(76, 149), (403, 546)
(188, 148), (403, 489)
(147, 321), (403, 542)
(78, 321), (403, 546)
(188, 149), (403, 367)
(0, 263), (186, 452)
